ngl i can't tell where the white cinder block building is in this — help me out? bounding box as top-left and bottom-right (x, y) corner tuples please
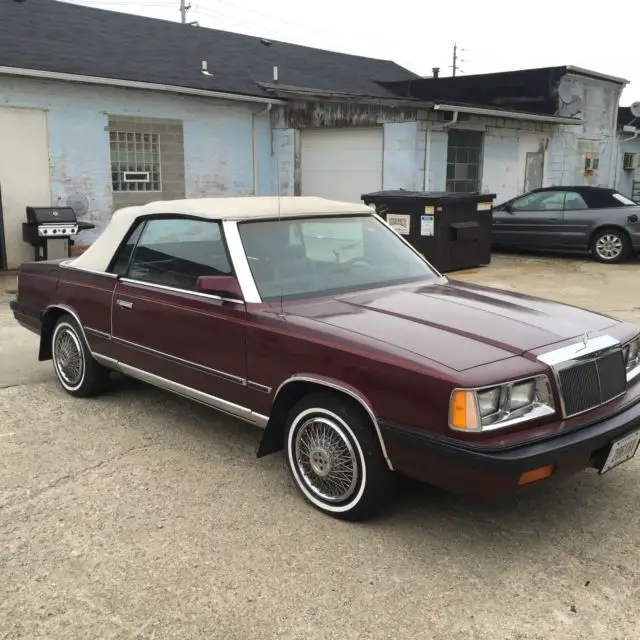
(0, 0), (635, 269)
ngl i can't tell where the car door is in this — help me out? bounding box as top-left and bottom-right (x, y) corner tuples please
(556, 190), (592, 249)
(492, 190), (565, 249)
(109, 216), (249, 410)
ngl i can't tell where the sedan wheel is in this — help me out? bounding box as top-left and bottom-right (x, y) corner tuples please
(285, 392), (395, 521)
(53, 323), (85, 390)
(591, 229), (630, 263)
(294, 414), (359, 503)
(51, 314), (110, 397)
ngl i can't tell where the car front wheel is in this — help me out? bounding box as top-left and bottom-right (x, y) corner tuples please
(51, 314), (109, 397)
(591, 228), (631, 263)
(285, 392), (395, 521)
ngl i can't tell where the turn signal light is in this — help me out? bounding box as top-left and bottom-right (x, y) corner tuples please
(450, 390), (480, 431)
(518, 465), (554, 486)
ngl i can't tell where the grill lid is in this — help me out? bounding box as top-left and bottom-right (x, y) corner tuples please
(26, 206), (77, 224)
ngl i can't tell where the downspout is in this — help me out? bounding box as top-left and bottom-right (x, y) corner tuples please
(441, 111), (459, 128)
(424, 110), (458, 190)
(253, 103), (272, 195)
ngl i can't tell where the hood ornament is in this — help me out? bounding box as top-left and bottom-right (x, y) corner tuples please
(578, 331), (590, 350)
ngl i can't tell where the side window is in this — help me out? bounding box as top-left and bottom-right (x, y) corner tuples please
(126, 218), (232, 291)
(563, 192), (588, 210)
(512, 191), (566, 212)
(110, 222), (145, 276)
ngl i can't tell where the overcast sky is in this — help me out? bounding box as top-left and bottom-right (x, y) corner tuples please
(70, 0), (636, 104)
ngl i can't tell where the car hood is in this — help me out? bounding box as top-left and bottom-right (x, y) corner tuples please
(288, 280), (619, 372)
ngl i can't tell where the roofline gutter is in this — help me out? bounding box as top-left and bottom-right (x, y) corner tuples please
(0, 66), (286, 105)
(433, 103), (582, 125)
(565, 65), (629, 86)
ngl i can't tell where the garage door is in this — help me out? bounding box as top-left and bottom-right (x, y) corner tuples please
(0, 107), (52, 269)
(301, 128), (383, 204)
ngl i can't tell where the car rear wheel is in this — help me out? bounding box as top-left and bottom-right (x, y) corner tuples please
(591, 228), (631, 263)
(284, 392), (395, 521)
(52, 314), (109, 397)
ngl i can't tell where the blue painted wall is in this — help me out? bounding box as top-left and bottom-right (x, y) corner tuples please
(0, 76), (275, 242)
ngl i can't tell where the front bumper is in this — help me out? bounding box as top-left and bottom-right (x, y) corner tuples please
(380, 396), (640, 497)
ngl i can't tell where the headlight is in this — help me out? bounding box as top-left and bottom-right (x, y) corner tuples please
(449, 375), (555, 432)
(623, 335), (640, 381)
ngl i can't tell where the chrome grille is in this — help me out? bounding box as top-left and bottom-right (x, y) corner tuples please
(557, 349), (626, 417)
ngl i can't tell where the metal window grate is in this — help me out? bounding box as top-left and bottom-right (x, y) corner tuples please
(446, 130), (483, 194)
(110, 131), (161, 192)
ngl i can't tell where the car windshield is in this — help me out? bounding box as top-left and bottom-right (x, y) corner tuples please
(238, 214), (438, 300)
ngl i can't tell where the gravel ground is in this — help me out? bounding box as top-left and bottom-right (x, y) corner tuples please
(1, 254), (639, 640)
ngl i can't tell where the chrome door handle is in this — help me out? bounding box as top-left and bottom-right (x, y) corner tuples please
(117, 299), (133, 309)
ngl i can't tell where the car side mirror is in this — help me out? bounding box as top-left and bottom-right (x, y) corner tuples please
(195, 275), (244, 301)
(503, 203), (514, 214)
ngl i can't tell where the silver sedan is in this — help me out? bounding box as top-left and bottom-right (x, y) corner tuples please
(492, 186), (640, 263)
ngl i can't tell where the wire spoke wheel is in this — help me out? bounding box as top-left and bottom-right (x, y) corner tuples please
(294, 416), (358, 503)
(53, 326), (84, 388)
(595, 234), (623, 260)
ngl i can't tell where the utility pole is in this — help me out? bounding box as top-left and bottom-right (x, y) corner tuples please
(451, 43), (463, 77)
(179, 0), (191, 24)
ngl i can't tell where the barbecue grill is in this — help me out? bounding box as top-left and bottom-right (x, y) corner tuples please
(22, 206), (94, 261)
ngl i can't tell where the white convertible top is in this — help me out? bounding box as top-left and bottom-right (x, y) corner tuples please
(70, 196), (373, 272)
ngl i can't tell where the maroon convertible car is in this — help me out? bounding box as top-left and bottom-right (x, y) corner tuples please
(10, 197), (640, 520)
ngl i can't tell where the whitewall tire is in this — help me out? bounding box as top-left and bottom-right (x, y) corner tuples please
(285, 392), (394, 521)
(51, 314), (109, 397)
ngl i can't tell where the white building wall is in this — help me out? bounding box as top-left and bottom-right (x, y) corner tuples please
(422, 115), (554, 203)
(544, 74), (624, 188)
(0, 76), (275, 249)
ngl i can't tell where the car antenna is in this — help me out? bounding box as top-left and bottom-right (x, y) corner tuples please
(276, 132), (284, 318)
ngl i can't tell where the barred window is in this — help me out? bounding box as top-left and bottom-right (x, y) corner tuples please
(110, 131), (161, 192)
(446, 130), (483, 194)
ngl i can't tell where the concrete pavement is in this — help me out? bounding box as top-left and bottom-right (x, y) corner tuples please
(1, 254), (639, 639)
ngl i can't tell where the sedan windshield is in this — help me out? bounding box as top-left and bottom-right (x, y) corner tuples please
(238, 215), (438, 300)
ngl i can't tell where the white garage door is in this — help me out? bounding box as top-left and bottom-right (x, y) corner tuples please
(301, 128), (383, 204)
(0, 107), (52, 269)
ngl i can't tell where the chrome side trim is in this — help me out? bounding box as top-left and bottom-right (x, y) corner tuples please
(117, 362), (267, 428)
(222, 220), (262, 304)
(60, 262), (119, 278)
(85, 327), (111, 340)
(248, 381), (272, 394)
(273, 375), (394, 471)
(111, 335), (246, 385)
(93, 353), (119, 370)
(119, 278), (244, 305)
(537, 335), (620, 366)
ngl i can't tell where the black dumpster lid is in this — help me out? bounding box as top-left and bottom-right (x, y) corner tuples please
(361, 190), (496, 203)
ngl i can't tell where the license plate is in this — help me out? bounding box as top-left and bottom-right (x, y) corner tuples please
(600, 430), (640, 475)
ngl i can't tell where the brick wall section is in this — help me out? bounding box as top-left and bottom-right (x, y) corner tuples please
(107, 115), (185, 209)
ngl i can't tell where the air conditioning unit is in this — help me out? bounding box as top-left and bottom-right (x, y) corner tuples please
(623, 153), (639, 171)
(584, 154), (599, 172)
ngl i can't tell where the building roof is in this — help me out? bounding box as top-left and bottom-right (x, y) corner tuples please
(70, 197), (373, 272)
(0, 0), (417, 100)
(381, 66), (629, 115)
